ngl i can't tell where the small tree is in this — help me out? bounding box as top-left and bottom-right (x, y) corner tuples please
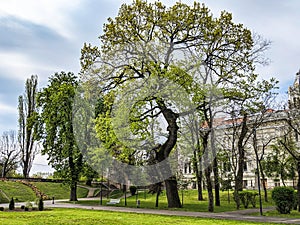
(38, 198), (44, 211)
(0, 131), (19, 178)
(9, 197), (15, 210)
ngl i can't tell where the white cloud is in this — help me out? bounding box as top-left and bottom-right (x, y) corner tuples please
(0, 0), (83, 38)
(0, 52), (53, 81)
(0, 101), (16, 115)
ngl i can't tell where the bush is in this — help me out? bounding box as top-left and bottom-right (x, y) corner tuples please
(9, 197), (15, 210)
(272, 186), (295, 214)
(238, 191), (258, 208)
(129, 186), (137, 196)
(38, 198), (44, 211)
(25, 201), (33, 209)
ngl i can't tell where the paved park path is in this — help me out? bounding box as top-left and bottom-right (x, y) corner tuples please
(45, 198), (300, 224)
(2, 198), (300, 224)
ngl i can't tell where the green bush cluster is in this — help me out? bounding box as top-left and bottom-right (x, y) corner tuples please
(272, 186), (295, 214)
(237, 191), (258, 208)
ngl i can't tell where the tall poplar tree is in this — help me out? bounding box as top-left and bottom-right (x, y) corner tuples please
(18, 75), (39, 178)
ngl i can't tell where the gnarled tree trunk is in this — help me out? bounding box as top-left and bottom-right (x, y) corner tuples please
(156, 102), (181, 208)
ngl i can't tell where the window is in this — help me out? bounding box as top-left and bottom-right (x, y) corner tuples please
(184, 164), (188, 174)
(243, 162), (248, 171)
(243, 180), (248, 188)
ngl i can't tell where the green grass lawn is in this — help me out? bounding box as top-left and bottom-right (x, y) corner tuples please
(74, 189), (274, 213)
(30, 182), (89, 199)
(252, 210), (300, 218)
(0, 208), (279, 225)
(0, 181), (36, 202)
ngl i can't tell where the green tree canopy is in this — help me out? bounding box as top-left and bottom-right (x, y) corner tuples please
(37, 71), (83, 201)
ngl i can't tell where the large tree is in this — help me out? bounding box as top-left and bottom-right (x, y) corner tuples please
(37, 71), (83, 201)
(18, 75), (39, 178)
(80, 0), (273, 210)
(0, 130), (19, 177)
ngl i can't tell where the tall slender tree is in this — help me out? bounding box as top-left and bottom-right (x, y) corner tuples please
(18, 75), (39, 178)
(37, 71), (83, 201)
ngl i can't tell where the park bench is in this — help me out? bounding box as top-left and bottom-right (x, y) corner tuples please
(106, 198), (120, 205)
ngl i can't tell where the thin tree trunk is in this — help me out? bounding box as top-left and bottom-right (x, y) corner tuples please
(155, 191), (159, 208)
(259, 159), (268, 202)
(193, 147), (203, 201)
(213, 158), (220, 206)
(155, 183), (161, 208)
(205, 166), (214, 212)
(297, 161), (300, 212)
(198, 170), (203, 201)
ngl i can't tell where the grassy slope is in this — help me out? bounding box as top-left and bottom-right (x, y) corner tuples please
(31, 182), (88, 199)
(0, 181), (89, 203)
(0, 208), (279, 225)
(0, 181), (36, 202)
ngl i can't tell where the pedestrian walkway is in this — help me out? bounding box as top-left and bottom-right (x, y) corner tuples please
(43, 198), (300, 224)
(77, 185), (98, 198)
(2, 198), (300, 224)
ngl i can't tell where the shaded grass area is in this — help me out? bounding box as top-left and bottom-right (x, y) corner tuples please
(0, 181), (36, 202)
(0, 208), (279, 225)
(30, 182), (88, 199)
(74, 190), (275, 213)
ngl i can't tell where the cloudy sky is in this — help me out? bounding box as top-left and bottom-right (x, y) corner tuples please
(0, 0), (299, 172)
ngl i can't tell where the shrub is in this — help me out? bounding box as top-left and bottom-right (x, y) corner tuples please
(25, 201), (33, 209)
(38, 198), (44, 211)
(238, 191), (258, 209)
(9, 197), (15, 210)
(272, 186), (295, 214)
(129, 186), (137, 196)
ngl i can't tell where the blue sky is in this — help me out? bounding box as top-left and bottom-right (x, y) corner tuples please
(0, 0), (300, 173)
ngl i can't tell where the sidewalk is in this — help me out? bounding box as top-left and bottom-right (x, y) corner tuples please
(2, 199), (300, 224)
(45, 199), (300, 224)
